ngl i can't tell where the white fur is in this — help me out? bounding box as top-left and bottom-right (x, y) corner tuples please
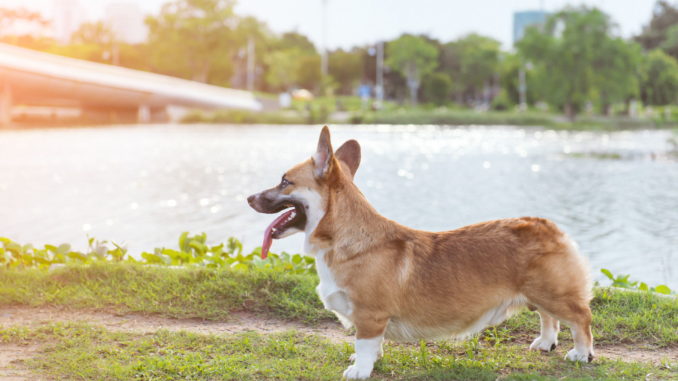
(385, 295), (527, 342)
(315, 249), (353, 320)
(565, 326), (594, 362)
(288, 187), (324, 253)
(343, 335), (383, 380)
(530, 312), (559, 351)
(290, 188), (354, 327)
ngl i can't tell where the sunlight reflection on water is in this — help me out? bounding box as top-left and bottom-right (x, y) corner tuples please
(0, 124), (676, 288)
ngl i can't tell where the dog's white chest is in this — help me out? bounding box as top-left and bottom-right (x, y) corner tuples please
(315, 250), (353, 319)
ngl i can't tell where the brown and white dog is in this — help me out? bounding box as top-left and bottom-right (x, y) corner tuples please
(247, 126), (594, 379)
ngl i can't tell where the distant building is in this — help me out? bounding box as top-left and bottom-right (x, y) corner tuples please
(513, 10), (549, 46)
(105, 2), (147, 43)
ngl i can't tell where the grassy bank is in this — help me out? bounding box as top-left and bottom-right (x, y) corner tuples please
(180, 106), (678, 130)
(1, 264), (676, 347)
(0, 264), (332, 324)
(359, 108), (678, 130)
(2, 322), (675, 380)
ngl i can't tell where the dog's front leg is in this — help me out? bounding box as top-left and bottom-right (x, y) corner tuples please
(343, 313), (388, 380)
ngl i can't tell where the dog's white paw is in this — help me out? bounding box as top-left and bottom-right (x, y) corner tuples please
(530, 336), (557, 352)
(349, 348), (382, 363)
(343, 364), (373, 379)
(565, 348), (594, 362)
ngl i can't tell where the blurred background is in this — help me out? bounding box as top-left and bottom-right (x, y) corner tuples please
(0, 0), (676, 288)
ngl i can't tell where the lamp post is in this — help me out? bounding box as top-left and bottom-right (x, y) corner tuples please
(321, 0), (329, 77)
(376, 41), (384, 108)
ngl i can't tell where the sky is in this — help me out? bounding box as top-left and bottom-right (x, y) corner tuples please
(0, 0), (662, 49)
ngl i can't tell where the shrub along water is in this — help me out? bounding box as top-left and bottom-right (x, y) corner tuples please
(0, 233), (316, 274)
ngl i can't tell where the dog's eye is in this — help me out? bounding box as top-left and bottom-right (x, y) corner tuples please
(280, 177), (292, 189)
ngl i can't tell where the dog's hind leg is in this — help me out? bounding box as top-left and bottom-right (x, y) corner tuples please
(526, 296), (594, 362)
(529, 308), (560, 352)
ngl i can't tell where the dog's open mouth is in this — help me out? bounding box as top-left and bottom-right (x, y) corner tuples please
(261, 201), (306, 259)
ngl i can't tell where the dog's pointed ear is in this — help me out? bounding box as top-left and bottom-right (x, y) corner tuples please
(313, 126), (334, 179)
(335, 139), (361, 179)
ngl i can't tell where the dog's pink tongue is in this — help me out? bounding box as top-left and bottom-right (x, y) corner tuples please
(261, 209), (295, 259)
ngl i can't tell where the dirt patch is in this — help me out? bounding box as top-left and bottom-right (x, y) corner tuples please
(1, 306), (675, 367)
(0, 343), (42, 381)
(595, 345), (677, 365)
(0, 305), (350, 343)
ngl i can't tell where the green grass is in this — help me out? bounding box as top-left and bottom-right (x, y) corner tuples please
(179, 102), (678, 130)
(1, 323), (674, 380)
(0, 264), (675, 347)
(358, 108), (678, 130)
(0, 263), (333, 324)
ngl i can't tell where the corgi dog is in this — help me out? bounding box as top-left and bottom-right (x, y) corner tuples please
(247, 126), (594, 380)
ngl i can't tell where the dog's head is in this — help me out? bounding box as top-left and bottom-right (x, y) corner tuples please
(247, 126), (361, 258)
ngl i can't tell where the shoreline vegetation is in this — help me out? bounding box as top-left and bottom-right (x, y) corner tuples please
(1, 235), (676, 380)
(179, 102), (678, 131)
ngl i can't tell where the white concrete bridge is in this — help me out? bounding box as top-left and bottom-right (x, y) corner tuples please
(0, 42), (261, 125)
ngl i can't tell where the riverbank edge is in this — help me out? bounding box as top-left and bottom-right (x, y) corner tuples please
(179, 108), (678, 131)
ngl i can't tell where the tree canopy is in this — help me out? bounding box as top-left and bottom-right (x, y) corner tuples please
(386, 34), (439, 105)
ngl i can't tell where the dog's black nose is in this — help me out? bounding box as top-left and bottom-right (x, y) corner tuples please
(247, 194), (256, 205)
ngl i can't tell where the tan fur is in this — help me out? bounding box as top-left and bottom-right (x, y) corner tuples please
(250, 127), (594, 377)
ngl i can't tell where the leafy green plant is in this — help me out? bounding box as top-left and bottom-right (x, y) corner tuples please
(0, 233), (316, 274)
(600, 268), (672, 294)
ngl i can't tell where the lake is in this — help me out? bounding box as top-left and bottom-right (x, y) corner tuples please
(1, 124), (676, 288)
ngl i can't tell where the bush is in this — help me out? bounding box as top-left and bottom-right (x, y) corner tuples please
(0, 234), (316, 275)
(421, 72), (453, 106)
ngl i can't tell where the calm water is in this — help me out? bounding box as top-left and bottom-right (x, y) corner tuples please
(1, 124), (676, 288)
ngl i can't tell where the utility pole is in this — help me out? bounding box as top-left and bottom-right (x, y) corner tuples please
(321, 0), (329, 78)
(375, 41), (384, 108)
(518, 68), (527, 111)
(246, 37), (255, 91)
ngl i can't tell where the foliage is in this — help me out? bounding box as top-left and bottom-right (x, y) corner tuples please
(640, 49), (678, 106)
(421, 72), (452, 106)
(635, 0), (678, 59)
(328, 48), (364, 95)
(145, 0), (241, 84)
(3, 2), (678, 121)
(386, 34), (439, 105)
(592, 38), (642, 114)
(0, 233), (316, 275)
(273, 31), (317, 53)
(295, 54), (322, 91)
(517, 6), (635, 120)
(600, 268), (672, 294)
(440, 33), (502, 105)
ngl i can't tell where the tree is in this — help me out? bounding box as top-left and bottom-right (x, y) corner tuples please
(421, 72), (452, 105)
(440, 34), (501, 105)
(640, 49), (678, 106)
(296, 54), (322, 91)
(517, 7), (633, 120)
(329, 49), (363, 95)
(593, 38), (642, 115)
(232, 16), (273, 90)
(497, 52), (537, 107)
(386, 34), (438, 105)
(145, 0), (239, 84)
(264, 49), (300, 91)
(659, 24), (678, 60)
(273, 31), (317, 54)
(636, 1), (678, 58)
